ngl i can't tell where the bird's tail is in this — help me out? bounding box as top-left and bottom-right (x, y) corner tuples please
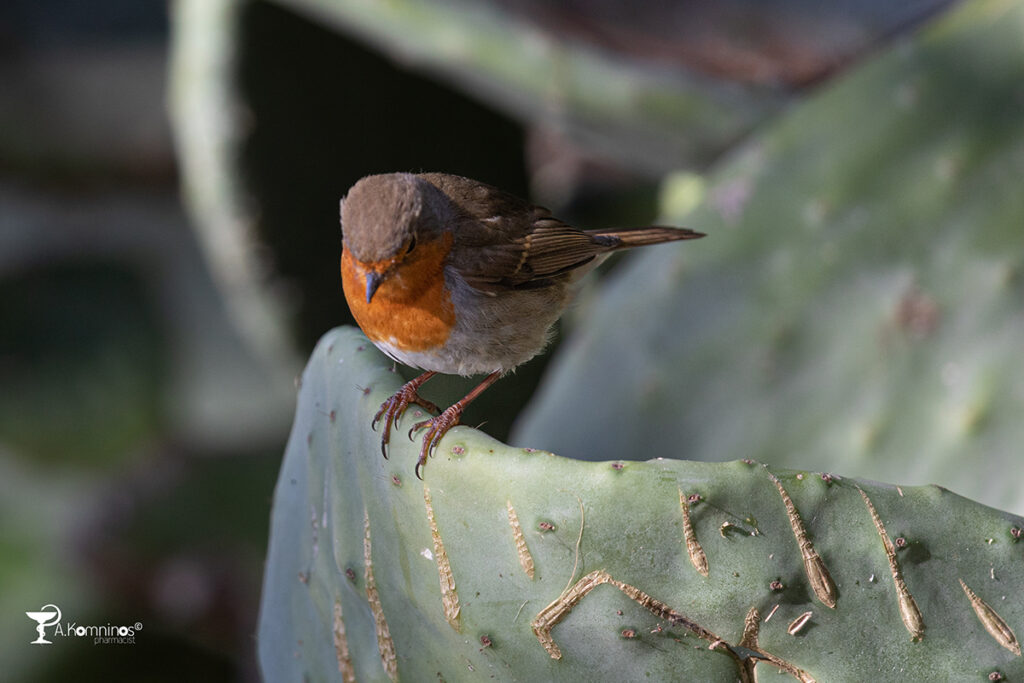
(587, 225), (705, 250)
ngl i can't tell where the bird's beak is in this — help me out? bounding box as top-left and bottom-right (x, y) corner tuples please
(365, 271), (383, 303)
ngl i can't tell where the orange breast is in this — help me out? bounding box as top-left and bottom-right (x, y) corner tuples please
(341, 233), (456, 352)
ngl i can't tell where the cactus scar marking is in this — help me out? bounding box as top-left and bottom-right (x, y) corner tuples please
(332, 599), (355, 683)
(507, 500), (535, 579)
(766, 468), (837, 608)
(858, 487), (925, 640)
(679, 489), (709, 577)
(738, 607), (761, 682)
(734, 606), (816, 682)
(322, 476), (330, 529)
(960, 578), (1021, 656)
(788, 611), (813, 636)
(531, 569), (607, 659)
(424, 486), (461, 631)
(740, 606), (760, 647)
(531, 570), (816, 682)
(531, 570), (717, 659)
(363, 511), (398, 681)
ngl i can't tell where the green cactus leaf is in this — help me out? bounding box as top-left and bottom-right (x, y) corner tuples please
(258, 328), (1024, 681)
(267, 0), (788, 174)
(514, 0), (1024, 514)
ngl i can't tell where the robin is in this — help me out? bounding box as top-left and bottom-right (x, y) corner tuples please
(340, 172), (703, 478)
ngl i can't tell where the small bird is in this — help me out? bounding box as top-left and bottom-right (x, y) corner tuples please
(340, 172), (703, 477)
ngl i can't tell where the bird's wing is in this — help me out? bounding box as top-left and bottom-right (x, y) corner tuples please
(419, 173), (614, 292)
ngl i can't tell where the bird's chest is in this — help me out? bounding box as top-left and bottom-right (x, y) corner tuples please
(341, 241), (456, 353)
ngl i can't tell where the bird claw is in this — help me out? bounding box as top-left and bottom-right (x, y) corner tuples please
(374, 383), (438, 460)
(407, 418), (427, 441)
(410, 407), (463, 479)
(373, 398), (399, 459)
(372, 370), (497, 478)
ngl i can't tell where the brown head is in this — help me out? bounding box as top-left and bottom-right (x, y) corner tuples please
(341, 173), (452, 302)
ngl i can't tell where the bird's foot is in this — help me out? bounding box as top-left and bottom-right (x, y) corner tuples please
(372, 372), (438, 458)
(408, 404), (464, 479)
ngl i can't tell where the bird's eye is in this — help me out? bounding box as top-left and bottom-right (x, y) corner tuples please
(405, 234), (417, 255)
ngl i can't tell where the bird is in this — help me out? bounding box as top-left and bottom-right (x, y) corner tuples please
(340, 172), (704, 478)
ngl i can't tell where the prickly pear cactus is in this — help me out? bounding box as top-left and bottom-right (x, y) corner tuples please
(258, 328), (1024, 682)
(515, 0), (1024, 516)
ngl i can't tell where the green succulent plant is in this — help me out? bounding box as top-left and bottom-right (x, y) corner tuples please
(515, 0), (1024, 515)
(258, 328), (1024, 681)
(254, 0), (1024, 679)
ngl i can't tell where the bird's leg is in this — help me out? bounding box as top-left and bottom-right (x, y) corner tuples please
(409, 371), (502, 479)
(373, 371), (439, 458)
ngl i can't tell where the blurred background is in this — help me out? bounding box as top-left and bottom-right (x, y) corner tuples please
(4, 0), (1023, 680)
